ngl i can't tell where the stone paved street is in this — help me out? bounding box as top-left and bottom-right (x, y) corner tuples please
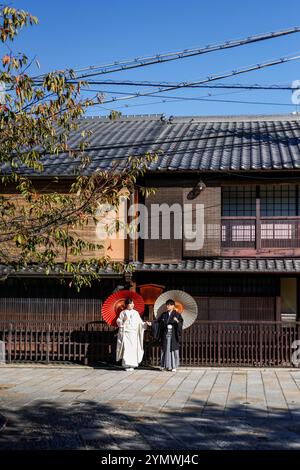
(0, 365), (300, 450)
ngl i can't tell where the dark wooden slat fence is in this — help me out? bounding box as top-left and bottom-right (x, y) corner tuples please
(0, 321), (115, 365)
(0, 320), (300, 367)
(0, 298), (102, 324)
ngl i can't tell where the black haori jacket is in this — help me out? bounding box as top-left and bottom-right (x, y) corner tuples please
(152, 311), (183, 352)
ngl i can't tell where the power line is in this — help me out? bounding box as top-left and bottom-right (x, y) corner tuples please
(31, 26), (300, 81)
(76, 82), (299, 111)
(7, 82), (294, 114)
(87, 98), (294, 113)
(85, 91), (295, 109)
(81, 85), (255, 99)
(84, 83), (297, 113)
(36, 53), (298, 116)
(68, 27), (300, 79)
(74, 80), (296, 91)
(98, 53), (300, 105)
(57, 53), (300, 112)
(81, 84), (295, 111)
(28, 53), (300, 117)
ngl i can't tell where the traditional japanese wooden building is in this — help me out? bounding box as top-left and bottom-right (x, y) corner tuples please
(1, 113), (300, 366)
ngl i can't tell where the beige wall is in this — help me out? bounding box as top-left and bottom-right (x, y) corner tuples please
(1, 191), (129, 262)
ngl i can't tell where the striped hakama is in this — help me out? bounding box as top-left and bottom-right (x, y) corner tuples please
(160, 325), (180, 369)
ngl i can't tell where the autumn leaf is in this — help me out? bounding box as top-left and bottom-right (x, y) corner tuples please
(2, 54), (10, 66)
(0, 4), (155, 291)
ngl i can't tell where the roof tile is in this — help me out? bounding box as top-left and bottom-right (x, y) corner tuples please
(134, 258), (300, 273)
(15, 114), (300, 176)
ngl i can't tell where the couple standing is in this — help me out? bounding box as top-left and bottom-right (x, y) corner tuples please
(116, 298), (183, 371)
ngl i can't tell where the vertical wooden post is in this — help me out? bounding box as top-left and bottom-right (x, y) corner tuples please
(7, 323), (12, 364)
(128, 189), (137, 263)
(297, 323), (300, 368)
(84, 323), (89, 366)
(46, 324), (50, 364)
(259, 322), (263, 366)
(256, 186), (261, 253)
(297, 277), (300, 322)
(217, 322), (221, 366)
(149, 305), (154, 322)
(276, 296), (281, 322)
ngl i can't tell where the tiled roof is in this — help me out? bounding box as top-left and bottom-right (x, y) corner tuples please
(1, 258), (300, 276)
(16, 113), (300, 176)
(134, 258), (300, 273)
(0, 264), (123, 277)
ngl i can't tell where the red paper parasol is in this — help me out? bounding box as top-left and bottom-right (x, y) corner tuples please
(101, 290), (145, 327)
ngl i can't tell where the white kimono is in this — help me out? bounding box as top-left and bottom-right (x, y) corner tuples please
(116, 309), (147, 368)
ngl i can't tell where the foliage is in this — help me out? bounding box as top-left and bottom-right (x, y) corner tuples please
(0, 6), (156, 290)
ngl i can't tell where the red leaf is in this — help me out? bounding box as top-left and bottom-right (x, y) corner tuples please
(2, 55), (10, 66)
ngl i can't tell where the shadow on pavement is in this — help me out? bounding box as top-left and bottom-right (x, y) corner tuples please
(0, 397), (300, 450)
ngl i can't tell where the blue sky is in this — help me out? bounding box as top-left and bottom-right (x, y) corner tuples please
(10, 0), (300, 116)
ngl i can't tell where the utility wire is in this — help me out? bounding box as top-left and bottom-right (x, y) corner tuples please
(68, 27), (300, 79)
(77, 82), (299, 112)
(98, 53), (300, 105)
(83, 91), (295, 109)
(30, 26), (300, 81)
(34, 53), (299, 115)
(71, 80), (297, 91)
(87, 98), (294, 113)
(51, 53), (300, 111)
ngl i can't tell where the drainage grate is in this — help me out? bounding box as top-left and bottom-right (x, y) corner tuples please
(60, 389), (86, 393)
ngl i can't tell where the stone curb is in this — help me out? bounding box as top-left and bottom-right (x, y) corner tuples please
(0, 364), (298, 372)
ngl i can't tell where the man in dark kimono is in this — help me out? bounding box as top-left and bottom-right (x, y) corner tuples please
(153, 299), (183, 372)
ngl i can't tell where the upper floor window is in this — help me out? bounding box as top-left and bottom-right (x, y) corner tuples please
(222, 186), (256, 216)
(222, 184), (300, 217)
(260, 185), (298, 216)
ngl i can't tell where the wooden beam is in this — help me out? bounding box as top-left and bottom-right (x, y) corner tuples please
(276, 296), (281, 322)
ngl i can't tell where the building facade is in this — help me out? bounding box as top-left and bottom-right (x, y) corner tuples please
(1, 114), (300, 366)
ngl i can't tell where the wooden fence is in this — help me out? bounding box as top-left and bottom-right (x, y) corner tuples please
(0, 320), (300, 367)
(0, 298), (102, 324)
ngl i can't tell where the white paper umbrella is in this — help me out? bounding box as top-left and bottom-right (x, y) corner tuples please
(154, 290), (198, 329)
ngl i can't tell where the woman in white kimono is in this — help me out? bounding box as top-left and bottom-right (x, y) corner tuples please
(116, 298), (151, 371)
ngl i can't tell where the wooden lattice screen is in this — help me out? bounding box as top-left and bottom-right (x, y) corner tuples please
(144, 187), (183, 262)
(183, 187), (221, 257)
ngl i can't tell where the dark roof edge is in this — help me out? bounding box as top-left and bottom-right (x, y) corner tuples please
(82, 113), (300, 123)
(133, 259), (300, 274)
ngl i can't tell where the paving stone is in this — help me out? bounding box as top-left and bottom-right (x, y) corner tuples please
(1, 367), (300, 450)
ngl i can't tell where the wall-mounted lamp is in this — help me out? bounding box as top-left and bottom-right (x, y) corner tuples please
(186, 180), (206, 200)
